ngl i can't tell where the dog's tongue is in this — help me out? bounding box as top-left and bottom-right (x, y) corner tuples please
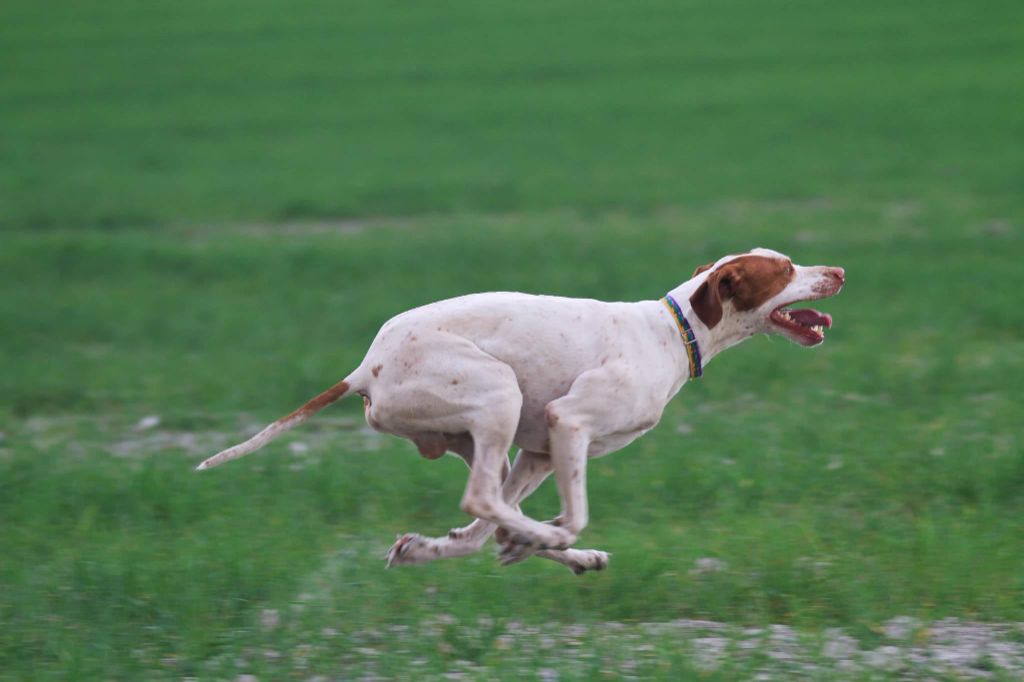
(789, 308), (832, 328)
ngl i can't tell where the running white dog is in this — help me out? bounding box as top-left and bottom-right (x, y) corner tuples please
(197, 248), (844, 574)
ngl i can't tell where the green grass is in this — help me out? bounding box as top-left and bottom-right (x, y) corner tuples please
(2, 0), (1023, 228)
(3, 204), (1022, 678)
(2, 0), (1023, 679)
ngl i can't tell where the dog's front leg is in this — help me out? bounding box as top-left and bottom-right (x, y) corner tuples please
(534, 547), (610, 574)
(533, 400), (591, 540)
(494, 450), (610, 574)
(460, 433), (575, 551)
(548, 409), (589, 538)
(387, 446), (611, 574)
(386, 449), (551, 567)
(497, 403), (590, 565)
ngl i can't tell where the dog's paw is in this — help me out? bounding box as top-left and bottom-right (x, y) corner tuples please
(496, 536), (536, 566)
(562, 549), (610, 575)
(538, 524), (576, 550)
(385, 533), (430, 568)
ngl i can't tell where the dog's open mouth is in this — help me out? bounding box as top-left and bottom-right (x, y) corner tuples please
(770, 306), (833, 346)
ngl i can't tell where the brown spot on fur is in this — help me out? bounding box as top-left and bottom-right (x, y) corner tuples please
(451, 378), (459, 385)
(545, 406), (560, 428)
(284, 380), (349, 421)
(371, 364), (383, 378)
(690, 254), (794, 329)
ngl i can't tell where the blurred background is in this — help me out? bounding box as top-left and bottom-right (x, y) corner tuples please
(2, 0), (1022, 678)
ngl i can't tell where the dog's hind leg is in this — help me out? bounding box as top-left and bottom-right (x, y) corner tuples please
(385, 435), (497, 567)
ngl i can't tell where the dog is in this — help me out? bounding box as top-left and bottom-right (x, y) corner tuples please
(197, 248), (844, 574)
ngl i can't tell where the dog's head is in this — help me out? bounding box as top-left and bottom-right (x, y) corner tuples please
(688, 248), (844, 346)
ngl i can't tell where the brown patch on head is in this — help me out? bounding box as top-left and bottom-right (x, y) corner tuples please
(692, 261), (715, 277)
(371, 364), (383, 378)
(689, 255), (794, 328)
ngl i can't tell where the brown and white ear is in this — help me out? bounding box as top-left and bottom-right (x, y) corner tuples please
(689, 267), (736, 329)
(692, 261), (715, 277)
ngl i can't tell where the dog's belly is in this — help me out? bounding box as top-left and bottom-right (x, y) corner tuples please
(512, 425), (651, 458)
(511, 414), (550, 453)
(587, 428), (653, 457)
(511, 405), (657, 457)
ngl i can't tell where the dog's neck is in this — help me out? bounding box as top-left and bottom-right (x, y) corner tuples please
(660, 294), (703, 379)
(663, 277), (757, 375)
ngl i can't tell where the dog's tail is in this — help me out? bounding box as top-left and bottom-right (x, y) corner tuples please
(195, 376), (358, 471)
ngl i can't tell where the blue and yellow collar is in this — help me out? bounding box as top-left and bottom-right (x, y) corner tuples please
(660, 294), (703, 379)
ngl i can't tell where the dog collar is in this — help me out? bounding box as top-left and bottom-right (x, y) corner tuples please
(660, 294), (703, 379)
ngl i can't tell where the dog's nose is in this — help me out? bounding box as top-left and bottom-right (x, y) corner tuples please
(829, 267), (845, 283)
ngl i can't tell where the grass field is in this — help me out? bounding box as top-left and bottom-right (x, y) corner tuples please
(2, 1), (1024, 679)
